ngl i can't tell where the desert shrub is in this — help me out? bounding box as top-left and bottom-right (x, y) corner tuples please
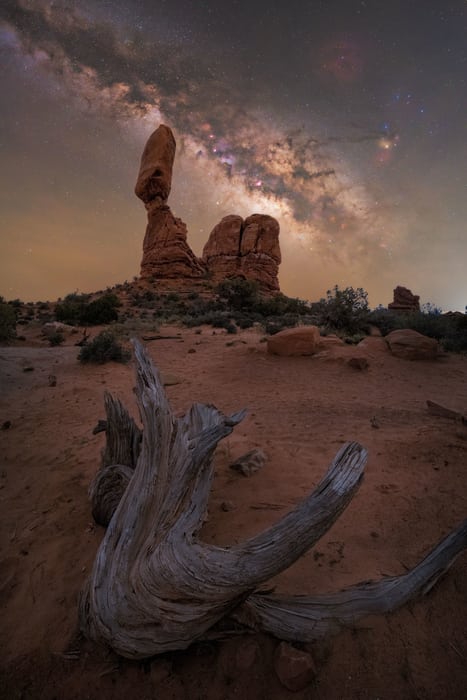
(56, 292), (120, 325)
(0, 298), (16, 342)
(217, 277), (260, 310)
(366, 308), (399, 336)
(48, 331), (65, 347)
(226, 322), (238, 334)
(55, 292), (90, 324)
(235, 316), (255, 329)
(80, 293), (120, 324)
(310, 285), (369, 334)
(78, 331), (130, 364)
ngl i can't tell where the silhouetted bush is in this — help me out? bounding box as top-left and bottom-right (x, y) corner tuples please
(56, 292), (120, 325)
(78, 331), (130, 364)
(0, 297), (16, 342)
(310, 285), (369, 334)
(48, 331), (65, 347)
(216, 278), (260, 310)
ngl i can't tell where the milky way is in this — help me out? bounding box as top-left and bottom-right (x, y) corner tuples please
(1, 0), (466, 309)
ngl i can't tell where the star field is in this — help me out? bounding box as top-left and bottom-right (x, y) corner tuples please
(1, 0), (466, 309)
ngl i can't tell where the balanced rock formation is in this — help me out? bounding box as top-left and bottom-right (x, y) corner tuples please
(388, 286), (420, 313)
(136, 125), (206, 282)
(136, 125), (282, 292)
(202, 214), (281, 292)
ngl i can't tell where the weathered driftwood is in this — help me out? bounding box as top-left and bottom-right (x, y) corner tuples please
(80, 339), (467, 659)
(89, 393), (141, 526)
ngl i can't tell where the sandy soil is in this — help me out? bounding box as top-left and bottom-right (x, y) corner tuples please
(1, 323), (466, 699)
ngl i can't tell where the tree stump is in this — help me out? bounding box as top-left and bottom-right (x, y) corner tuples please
(79, 339), (467, 659)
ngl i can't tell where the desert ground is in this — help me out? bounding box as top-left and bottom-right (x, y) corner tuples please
(1, 322), (466, 699)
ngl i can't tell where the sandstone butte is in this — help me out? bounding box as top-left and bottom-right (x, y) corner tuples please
(388, 285), (420, 313)
(135, 124), (281, 293)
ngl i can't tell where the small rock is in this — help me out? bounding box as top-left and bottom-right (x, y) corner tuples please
(230, 448), (267, 477)
(347, 356), (369, 370)
(370, 416), (380, 429)
(2, 420), (11, 430)
(161, 373), (182, 386)
(23, 366), (34, 372)
(188, 348), (196, 354)
(221, 500), (235, 512)
(48, 374), (57, 387)
(274, 641), (316, 692)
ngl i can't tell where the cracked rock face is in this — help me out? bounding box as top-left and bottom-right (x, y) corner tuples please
(202, 214), (281, 292)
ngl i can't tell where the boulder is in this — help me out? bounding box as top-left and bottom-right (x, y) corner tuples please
(388, 286), (420, 313)
(267, 326), (321, 356)
(202, 213), (281, 292)
(274, 641), (316, 692)
(386, 329), (439, 360)
(357, 336), (389, 355)
(140, 206), (206, 281)
(135, 124), (176, 209)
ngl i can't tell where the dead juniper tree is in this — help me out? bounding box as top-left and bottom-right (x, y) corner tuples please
(79, 339), (467, 659)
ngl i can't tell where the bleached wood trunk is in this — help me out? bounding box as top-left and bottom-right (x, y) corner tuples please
(80, 339), (467, 659)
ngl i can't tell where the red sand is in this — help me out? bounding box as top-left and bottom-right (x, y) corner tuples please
(1, 325), (466, 699)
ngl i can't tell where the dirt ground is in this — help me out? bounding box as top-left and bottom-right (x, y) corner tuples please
(1, 323), (466, 699)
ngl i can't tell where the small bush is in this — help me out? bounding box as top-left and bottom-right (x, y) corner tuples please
(56, 292), (120, 325)
(310, 285), (369, 335)
(217, 277), (260, 310)
(48, 331), (65, 347)
(78, 331), (130, 364)
(0, 298), (16, 342)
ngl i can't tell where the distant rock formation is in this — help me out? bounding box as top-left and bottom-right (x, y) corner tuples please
(388, 286), (420, 313)
(202, 214), (281, 292)
(136, 125), (206, 282)
(135, 124), (281, 292)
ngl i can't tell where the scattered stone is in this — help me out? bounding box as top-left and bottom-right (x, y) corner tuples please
(347, 356), (369, 370)
(221, 500), (235, 512)
(2, 420), (11, 430)
(23, 366), (34, 372)
(370, 416), (380, 429)
(386, 329), (439, 360)
(274, 641), (316, 692)
(161, 373), (182, 386)
(267, 326), (321, 357)
(188, 348), (196, 354)
(229, 448), (267, 477)
(48, 374), (57, 387)
(388, 285), (420, 313)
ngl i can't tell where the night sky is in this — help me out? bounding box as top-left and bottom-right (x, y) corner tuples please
(1, 1), (466, 309)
